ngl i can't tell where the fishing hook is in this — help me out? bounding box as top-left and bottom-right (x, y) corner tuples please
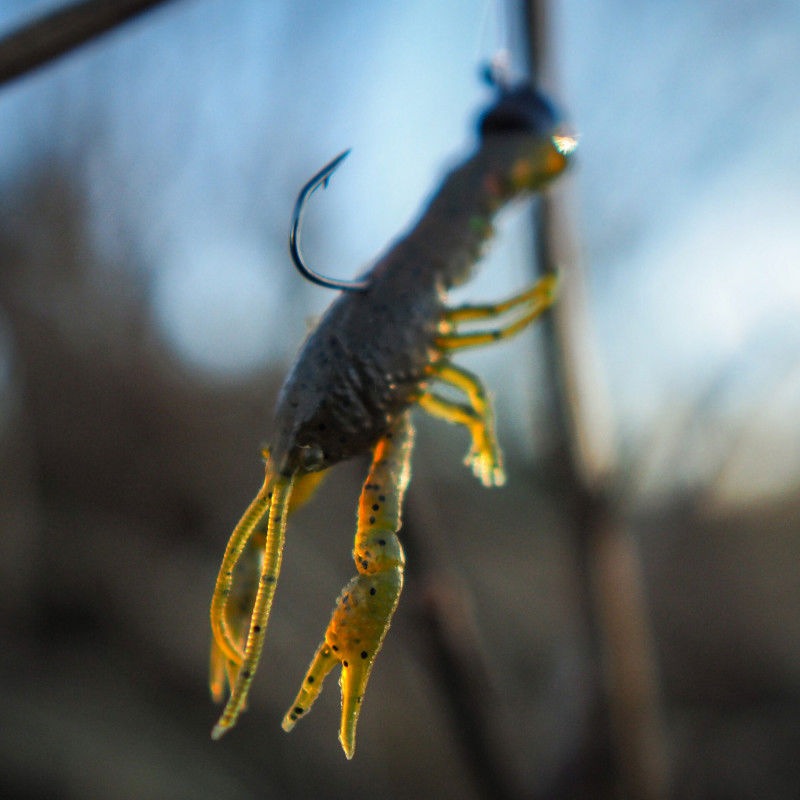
(289, 149), (371, 292)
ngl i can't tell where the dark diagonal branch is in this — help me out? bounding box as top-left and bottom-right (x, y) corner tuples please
(0, 0), (183, 89)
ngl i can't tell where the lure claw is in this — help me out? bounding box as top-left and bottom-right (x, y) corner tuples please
(281, 418), (411, 758)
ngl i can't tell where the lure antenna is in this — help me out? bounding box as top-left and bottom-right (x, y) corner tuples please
(289, 149), (370, 292)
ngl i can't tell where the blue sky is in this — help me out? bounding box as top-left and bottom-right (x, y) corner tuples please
(2, 0), (800, 502)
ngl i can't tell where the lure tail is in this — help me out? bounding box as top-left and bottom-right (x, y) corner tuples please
(209, 469), (295, 739)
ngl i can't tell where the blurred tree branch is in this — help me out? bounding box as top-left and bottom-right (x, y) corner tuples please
(397, 5), (670, 796)
(525, 1), (669, 798)
(0, 0), (183, 88)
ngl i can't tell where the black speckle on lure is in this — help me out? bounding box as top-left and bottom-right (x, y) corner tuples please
(209, 77), (576, 758)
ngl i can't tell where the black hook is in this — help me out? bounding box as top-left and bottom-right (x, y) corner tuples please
(289, 150), (371, 292)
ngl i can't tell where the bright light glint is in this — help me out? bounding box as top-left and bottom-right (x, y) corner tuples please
(552, 132), (579, 156)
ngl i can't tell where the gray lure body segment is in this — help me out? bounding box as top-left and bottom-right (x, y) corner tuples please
(271, 88), (567, 475)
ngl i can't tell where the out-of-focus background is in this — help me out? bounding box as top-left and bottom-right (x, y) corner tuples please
(1, 1), (799, 798)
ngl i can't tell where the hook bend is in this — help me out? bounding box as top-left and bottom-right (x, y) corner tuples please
(289, 149), (371, 292)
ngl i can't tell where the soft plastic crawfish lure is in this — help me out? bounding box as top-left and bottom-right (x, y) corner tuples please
(209, 78), (576, 758)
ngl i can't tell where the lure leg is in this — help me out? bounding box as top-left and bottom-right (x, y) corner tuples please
(419, 362), (505, 487)
(210, 530), (266, 702)
(210, 473), (274, 664)
(211, 474), (294, 739)
(436, 273), (557, 350)
(282, 414), (414, 759)
(209, 464), (327, 705)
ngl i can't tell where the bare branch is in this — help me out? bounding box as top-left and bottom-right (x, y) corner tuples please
(0, 0), (184, 89)
(524, 2), (670, 798)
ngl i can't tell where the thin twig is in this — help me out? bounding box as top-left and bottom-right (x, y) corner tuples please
(0, 0), (183, 89)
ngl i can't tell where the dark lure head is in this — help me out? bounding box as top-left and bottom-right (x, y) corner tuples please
(479, 83), (561, 136)
(478, 82), (578, 188)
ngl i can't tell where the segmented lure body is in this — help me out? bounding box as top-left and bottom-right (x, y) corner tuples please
(209, 82), (575, 757)
(271, 126), (567, 476)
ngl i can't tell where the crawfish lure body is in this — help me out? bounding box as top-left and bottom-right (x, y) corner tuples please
(209, 82), (575, 757)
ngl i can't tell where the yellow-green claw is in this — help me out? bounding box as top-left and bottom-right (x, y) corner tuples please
(282, 415), (413, 758)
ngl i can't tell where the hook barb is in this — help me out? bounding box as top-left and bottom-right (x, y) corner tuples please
(289, 150), (370, 292)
